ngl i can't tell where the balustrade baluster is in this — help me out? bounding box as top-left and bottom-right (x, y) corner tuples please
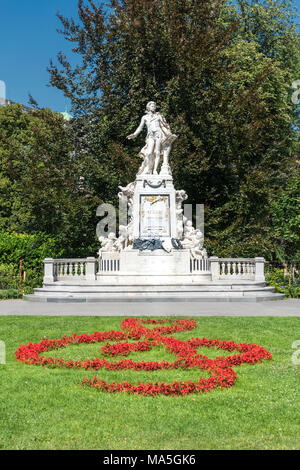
(238, 262), (242, 276)
(72, 262), (76, 276)
(221, 262), (225, 277)
(240, 262), (244, 276)
(227, 262), (231, 276)
(232, 262), (236, 276)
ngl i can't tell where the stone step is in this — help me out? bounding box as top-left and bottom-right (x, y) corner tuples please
(25, 288), (284, 302)
(45, 280), (266, 286)
(24, 293), (285, 303)
(36, 283), (271, 293)
(26, 278), (284, 302)
(32, 289), (275, 297)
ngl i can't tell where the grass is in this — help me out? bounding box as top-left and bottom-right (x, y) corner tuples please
(0, 315), (299, 450)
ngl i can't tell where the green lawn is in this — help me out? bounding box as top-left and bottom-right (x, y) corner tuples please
(0, 315), (299, 450)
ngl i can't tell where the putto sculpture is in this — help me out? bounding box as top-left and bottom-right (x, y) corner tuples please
(127, 101), (177, 176)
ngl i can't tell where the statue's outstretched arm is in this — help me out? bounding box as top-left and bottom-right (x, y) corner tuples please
(127, 116), (145, 140)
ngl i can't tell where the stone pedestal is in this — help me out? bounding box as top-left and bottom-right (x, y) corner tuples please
(120, 249), (190, 275)
(132, 174), (177, 240)
(29, 101), (277, 303)
(86, 257), (97, 281)
(43, 258), (55, 283)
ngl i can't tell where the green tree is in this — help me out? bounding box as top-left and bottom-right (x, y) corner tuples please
(48, 0), (299, 258)
(271, 174), (300, 262)
(0, 104), (101, 256)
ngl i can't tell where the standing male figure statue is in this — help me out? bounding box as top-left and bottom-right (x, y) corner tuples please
(127, 101), (177, 175)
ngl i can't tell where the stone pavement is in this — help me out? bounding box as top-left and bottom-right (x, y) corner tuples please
(0, 298), (299, 316)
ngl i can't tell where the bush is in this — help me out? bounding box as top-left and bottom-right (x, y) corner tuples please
(265, 266), (300, 298)
(0, 289), (22, 300)
(0, 231), (64, 293)
(0, 264), (18, 290)
(0, 263), (44, 297)
(265, 268), (285, 289)
(0, 231), (64, 270)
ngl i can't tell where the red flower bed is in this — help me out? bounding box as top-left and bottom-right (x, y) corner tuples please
(15, 318), (272, 396)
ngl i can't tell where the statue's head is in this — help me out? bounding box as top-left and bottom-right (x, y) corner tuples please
(146, 101), (156, 112)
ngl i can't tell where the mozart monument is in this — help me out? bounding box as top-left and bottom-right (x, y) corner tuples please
(27, 102), (284, 301)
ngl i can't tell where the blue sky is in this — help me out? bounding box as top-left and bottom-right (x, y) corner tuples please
(0, 0), (299, 113)
(0, 0), (81, 112)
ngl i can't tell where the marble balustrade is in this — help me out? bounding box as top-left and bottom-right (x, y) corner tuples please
(190, 258), (210, 273)
(43, 256), (265, 283)
(210, 257), (265, 281)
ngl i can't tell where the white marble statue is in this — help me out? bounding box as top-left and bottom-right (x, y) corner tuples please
(175, 189), (188, 239)
(117, 182), (136, 249)
(114, 224), (131, 251)
(127, 101), (177, 175)
(189, 231), (207, 259)
(98, 224), (135, 254)
(118, 181), (135, 210)
(182, 219), (195, 239)
(98, 232), (118, 255)
(97, 102), (207, 259)
(181, 219), (205, 258)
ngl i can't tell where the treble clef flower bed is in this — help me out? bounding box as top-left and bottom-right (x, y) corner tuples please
(15, 318), (272, 396)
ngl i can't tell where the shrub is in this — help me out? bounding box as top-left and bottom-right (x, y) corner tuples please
(0, 289), (22, 300)
(0, 231), (63, 270)
(265, 267), (300, 298)
(0, 264), (18, 290)
(0, 231), (64, 294)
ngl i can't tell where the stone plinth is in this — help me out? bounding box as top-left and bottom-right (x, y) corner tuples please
(119, 249), (190, 275)
(132, 174), (177, 240)
(26, 100), (281, 302)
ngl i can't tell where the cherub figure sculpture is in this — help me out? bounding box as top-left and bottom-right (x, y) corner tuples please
(98, 232), (118, 256)
(181, 219), (205, 258)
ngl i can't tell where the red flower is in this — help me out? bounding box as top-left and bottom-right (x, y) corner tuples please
(15, 318), (272, 397)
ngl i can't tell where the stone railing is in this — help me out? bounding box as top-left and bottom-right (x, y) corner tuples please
(209, 257), (265, 281)
(98, 252), (120, 273)
(43, 258), (97, 283)
(190, 257), (209, 273)
(43, 255), (265, 283)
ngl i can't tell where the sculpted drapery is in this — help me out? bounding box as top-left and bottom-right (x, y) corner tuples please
(127, 101), (177, 175)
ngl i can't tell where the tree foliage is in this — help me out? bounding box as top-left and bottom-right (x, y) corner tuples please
(271, 174), (300, 261)
(37, 1), (300, 258)
(0, 104), (101, 256)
